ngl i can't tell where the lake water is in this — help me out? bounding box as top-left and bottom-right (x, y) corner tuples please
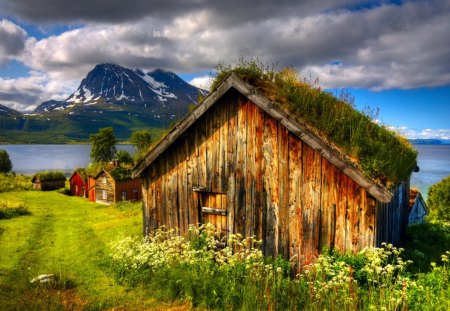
(0, 144), (134, 175)
(0, 144), (449, 196)
(410, 144), (450, 198)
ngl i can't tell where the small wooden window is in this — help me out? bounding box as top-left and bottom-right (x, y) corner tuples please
(132, 188), (138, 201)
(102, 189), (107, 200)
(102, 175), (107, 184)
(121, 191), (127, 201)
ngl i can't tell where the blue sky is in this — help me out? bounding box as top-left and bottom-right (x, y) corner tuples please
(0, 0), (449, 139)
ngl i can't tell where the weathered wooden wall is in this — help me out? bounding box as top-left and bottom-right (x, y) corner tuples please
(375, 181), (410, 246)
(95, 172), (115, 204)
(142, 89), (409, 267)
(115, 179), (142, 202)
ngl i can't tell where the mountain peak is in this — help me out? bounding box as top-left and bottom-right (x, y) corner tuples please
(34, 63), (207, 122)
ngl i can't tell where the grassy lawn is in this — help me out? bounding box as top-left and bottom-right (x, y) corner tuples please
(0, 191), (186, 310)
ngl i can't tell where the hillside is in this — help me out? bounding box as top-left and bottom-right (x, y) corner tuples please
(0, 64), (206, 143)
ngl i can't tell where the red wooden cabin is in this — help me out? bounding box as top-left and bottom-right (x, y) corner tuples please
(69, 170), (87, 197)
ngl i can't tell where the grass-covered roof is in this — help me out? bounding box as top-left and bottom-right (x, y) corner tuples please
(33, 171), (66, 182)
(211, 60), (417, 187)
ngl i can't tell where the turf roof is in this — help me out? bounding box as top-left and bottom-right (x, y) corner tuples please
(211, 60), (417, 187)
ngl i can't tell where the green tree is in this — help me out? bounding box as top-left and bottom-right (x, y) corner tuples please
(89, 127), (117, 163)
(0, 149), (12, 173)
(116, 149), (133, 165)
(427, 175), (450, 222)
(130, 130), (152, 160)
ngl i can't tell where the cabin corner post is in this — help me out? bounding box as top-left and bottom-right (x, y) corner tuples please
(141, 173), (149, 237)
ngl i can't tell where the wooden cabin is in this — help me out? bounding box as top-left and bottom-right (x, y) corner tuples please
(69, 170), (87, 197)
(32, 172), (66, 191)
(408, 189), (428, 224)
(133, 74), (413, 268)
(94, 168), (142, 205)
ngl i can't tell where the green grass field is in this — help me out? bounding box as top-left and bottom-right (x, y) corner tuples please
(0, 191), (186, 310)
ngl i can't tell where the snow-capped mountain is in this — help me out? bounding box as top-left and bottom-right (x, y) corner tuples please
(0, 64), (208, 143)
(34, 63), (207, 116)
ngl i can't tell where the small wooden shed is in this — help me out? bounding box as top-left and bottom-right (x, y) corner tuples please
(69, 169), (87, 197)
(95, 168), (142, 205)
(32, 172), (66, 191)
(133, 74), (414, 268)
(408, 189), (428, 224)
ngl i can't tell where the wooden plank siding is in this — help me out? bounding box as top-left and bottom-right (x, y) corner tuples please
(141, 90), (410, 267)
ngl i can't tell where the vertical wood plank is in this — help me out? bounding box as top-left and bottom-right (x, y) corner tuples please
(263, 114), (279, 257)
(320, 158), (330, 251)
(302, 143), (314, 266)
(227, 97), (237, 236)
(235, 96), (247, 236)
(254, 106), (265, 241)
(288, 133), (302, 269)
(211, 103), (221, 192)
(197, 113), (207, 188)
(278, 123), (290, 258)
(335, 170), (347, 252)
(178, 141), (188, 235)
(245, 101), (256, 238)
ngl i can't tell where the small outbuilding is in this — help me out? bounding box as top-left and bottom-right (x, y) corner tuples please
(32, 171), (66, 191)
(133, 72), (418, 268)
(69, 169), (88, 197)
(408, 189), (428, 224)
(95, 168), (142, 205)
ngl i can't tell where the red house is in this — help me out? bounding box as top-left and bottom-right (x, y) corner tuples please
(69, 169), (88, 197)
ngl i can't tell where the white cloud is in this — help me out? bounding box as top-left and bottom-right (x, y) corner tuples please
(189, 75), (213, 91)
(389, 127), (450, 140)
(0, 72), (77, 111)
(0, 19), (27, 65)
(1, 0), (449, 111)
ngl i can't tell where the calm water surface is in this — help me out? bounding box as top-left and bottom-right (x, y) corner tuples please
(1, 144), (449, 196)
(410, 144), (450, 198)
(0, 144), (134, 175)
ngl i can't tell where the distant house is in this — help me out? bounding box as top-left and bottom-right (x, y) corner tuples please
(69, 169), (87, 197)
(133, 73), (418, 268)
(32, 171), (66, 191)
(95, 168), (142, 205)
(408, 189), (428, 224)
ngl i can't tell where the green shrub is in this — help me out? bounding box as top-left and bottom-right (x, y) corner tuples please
(0, 199), (30, 219)
(212, 60), (417, 187)
(403, 222), (450, 273)
(0, 173), (32, 192)
(427, 175), (450, 222)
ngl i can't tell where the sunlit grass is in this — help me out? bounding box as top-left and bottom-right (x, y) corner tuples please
(0, 191), (182, 310)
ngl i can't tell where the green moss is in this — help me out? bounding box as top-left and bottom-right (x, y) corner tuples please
(212, 60), (417, 186)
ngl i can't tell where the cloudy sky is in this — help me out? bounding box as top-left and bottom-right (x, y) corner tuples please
(0, 0), (449, 139)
